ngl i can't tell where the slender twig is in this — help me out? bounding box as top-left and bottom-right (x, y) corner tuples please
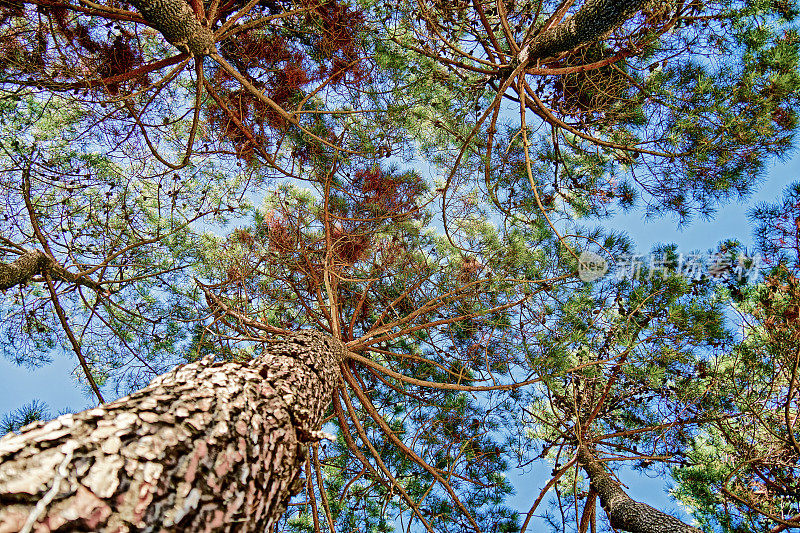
(43, 273), (105, 404)
(312, 444), (337, 533)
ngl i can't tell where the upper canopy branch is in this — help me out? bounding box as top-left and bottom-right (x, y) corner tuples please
(517, 0), (652, 66)
(0, 249), (106, 293)
(0, 250), (50, 290)
(127, 0), (215, 56)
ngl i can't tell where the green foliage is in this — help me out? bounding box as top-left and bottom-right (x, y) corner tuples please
(2, 0), (800, 530)
(1, 400), (52, 435)
(671, 185), (800, 532)
(0, 92), (251, 394)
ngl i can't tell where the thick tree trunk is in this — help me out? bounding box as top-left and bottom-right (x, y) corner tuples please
(522, 0), (650, 63)
(0, 331), (343, 532)
(0, 250), (50, 290)
(577, 446), (701, 533)
(128, 0), (215, 56)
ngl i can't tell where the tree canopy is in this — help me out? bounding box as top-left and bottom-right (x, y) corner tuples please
(1, 0), (799, 531)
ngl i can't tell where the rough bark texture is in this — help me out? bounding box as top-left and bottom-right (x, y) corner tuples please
(0, 330), (344, 532)
(0, 249), (106, 293)
(0, 250), (50, 290)
(577, 446), (701, 533)
(128, 0), (215, 56)
(523, 0), (650, 63)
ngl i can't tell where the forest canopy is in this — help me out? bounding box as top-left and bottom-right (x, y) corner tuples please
(0, 0), (799, 531)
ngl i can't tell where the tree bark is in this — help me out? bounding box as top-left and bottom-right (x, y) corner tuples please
(128, 0), (215, 56)
(0, 249), (105, 293)
(0, 330), (344, 532)
(577, 446), (701, 533)
(0, 250), (50, 290)
(522, 0), (650, 63)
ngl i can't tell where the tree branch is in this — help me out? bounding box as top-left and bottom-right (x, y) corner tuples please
(521, 0), (650, 64)
(0, 249), (107, 294)
(127, 0), (215, 56)
(0, 250), (50, 290)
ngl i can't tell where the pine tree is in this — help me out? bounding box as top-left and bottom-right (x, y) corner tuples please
(0, 0), (377, 171)
(509, 232), (726, 532)
(0, 153), (564, 530)
(0, 331), (344, 531)
(396, 0), (800, 220)
(0, 96), (231, 398)
(1, 0), (799, 531)
(672, 184), (800, 532)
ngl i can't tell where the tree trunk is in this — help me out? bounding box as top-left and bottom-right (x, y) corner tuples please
(522, 0), (650, 63)
(128, 0), (215, 56)
(0, 250), (50, 290)
(577, 446), (701, 533)
(0, 330), (343, 532)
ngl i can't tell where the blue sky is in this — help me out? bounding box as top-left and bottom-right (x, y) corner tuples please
(604, 153), (800, 254)
(0, 354), (90, 417)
